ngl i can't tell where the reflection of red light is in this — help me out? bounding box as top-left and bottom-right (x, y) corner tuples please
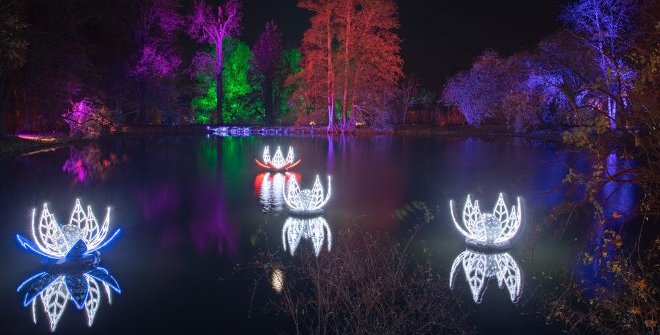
(254, 172), (266, 196)
(254, 172), (301, 197)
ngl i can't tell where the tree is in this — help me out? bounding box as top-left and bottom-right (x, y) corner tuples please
(295, 0), (402, 130)
(252, 20), (283, 125)
(129, 0), (183, 125)
(192, 40), (261, 124)
(297, 0), (337, 130)
(561, 0), (638, 129)
(340, 0), (402, 129)
(188, 0), (242, 125)
(0, 0), (28, 136)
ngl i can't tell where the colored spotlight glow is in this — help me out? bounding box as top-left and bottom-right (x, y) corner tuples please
(449, 193), (522, 249)
(283, 175), (331, 214)
(449, 249), (522, 304)
(16, 199), (121, 260)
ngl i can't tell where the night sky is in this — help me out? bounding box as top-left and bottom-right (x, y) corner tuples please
(239, 0), (572, 88)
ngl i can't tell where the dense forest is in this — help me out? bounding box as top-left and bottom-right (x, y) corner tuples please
(0, 0), (657, 136)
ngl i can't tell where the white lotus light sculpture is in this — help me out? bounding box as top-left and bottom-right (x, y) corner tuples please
(282, 216), (332, 257)
(450, 193), (522, 249)
(255, 146), (301, 170)
(16, 199), (121, 261)
(449, 249), (522, 304)
(17, 267), (121, 332)
(283, 175), (331, 214)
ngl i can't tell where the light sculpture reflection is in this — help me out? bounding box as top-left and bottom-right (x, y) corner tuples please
(450, 193), (522, 249)
(282, 216), (332, 257)
(255, 146), (301, 171)
(16, 199), (121, 261)
(256, 172), (300, 212)
(17, 267), (121, 332)
(283, 175), (331, 214)
(449, 249), (522, 304)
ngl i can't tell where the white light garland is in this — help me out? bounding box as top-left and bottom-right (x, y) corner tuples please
(255, 146), (301, 170)
(283, 175), (331, 214)
(17, 267), (121, 332)
(282, 216), (332, 257)
(449, 249), (522, 304)
(450, 193), (522, 249)
(16, 199), (121, 260)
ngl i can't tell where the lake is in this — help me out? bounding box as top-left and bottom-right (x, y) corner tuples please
(0, 134), (638, 334)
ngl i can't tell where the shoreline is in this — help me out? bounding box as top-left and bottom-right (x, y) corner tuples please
(0, 125), (565, 158)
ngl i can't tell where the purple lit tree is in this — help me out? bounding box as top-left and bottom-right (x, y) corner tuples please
(252, 20), (283, 125)
(561, 0), (637, 129)
(62, 98), (117, 138)
(188, 0), (242, 125)
(130, 0), (183, 125)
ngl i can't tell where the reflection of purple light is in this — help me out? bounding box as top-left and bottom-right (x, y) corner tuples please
(137, 185), (181, 223)
(578, 151), (638, 296)
(189, 186), (238, 257)
(62, 149), (87, 182)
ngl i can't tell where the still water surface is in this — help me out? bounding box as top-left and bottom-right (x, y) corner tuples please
(0, 134), (636, 334)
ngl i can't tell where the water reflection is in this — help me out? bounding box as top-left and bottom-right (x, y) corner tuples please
(254, 172), (300, 212)
(62, 144), (125, 183)
(17, 267), (121, 332)
(449, 249), (523, 304)
(282, 216), (332, 257)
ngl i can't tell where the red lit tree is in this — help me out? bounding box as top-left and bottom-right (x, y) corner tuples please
(297, 0), (337, 130)
(295, 0), (402, 130)
(188, 0), (242, 125)
(252, 20), (283, 125)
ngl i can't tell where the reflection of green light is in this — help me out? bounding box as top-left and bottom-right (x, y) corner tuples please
(198, 138), (218, 175)
(220, 136), (256, 193)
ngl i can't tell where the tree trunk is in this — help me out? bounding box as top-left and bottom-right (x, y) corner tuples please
(341, 0), (351, 131)
(138, 81), (147, 125)
(0, 76), (10, 137)
(264, 79), (273, 125)
(326, 13), (335, 131)
(216, 72), (224, 125)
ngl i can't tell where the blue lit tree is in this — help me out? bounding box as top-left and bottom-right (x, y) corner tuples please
(561, 0), (637, 129)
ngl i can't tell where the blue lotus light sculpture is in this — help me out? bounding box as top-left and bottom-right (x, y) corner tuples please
(16, 199), (121, 263)
(17, 267), (121, 332)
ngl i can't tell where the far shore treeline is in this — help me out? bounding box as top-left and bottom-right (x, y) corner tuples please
(0, 0), (656, 137)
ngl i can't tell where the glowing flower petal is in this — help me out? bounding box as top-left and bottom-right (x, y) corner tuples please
(282, 216), (332, 257)
(255, 146), (301, 171)
(450, 193), (522, 249)
(283, 175), (331, 214)
(449, 249), (522, 304)
(17, 267), (121, 332)
(17, 199), (121, 260)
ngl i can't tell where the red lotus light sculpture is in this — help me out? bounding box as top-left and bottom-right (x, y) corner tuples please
(255, 146), (301, 171)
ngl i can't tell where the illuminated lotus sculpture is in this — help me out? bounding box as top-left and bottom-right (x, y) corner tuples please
(17, 267), (121, 332)
(282, 216), (332, 257)
(283, 175), (332, 214)
(16, 199), (121, 262)
(449, 249), (522, 304)
(450, 193), (522, 249)
(255, 146), (301, 170)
